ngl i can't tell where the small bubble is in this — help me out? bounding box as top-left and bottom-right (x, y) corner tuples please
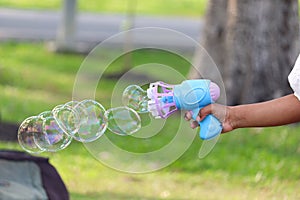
(122, 85), (148, 113)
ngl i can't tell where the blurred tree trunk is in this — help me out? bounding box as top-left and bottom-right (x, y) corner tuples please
(188, 0), (228, 80)
(190, 0), (299, 105)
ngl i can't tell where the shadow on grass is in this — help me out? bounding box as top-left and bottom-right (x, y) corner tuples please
(0, 122), (18, 141)
(70, 191), (173, 200)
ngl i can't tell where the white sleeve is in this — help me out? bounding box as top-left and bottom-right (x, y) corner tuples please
(288, 54), (300, 100)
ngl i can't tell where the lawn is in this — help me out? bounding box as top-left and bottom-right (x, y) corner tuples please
(0, 0), (208, 17)
(1, 42), (300, 199)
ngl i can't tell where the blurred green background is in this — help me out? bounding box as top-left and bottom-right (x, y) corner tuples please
(0, 0), (208, 17)
(1, 1), (300, 199)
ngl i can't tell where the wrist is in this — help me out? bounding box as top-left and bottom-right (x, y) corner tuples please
(228, 105), (243, 130)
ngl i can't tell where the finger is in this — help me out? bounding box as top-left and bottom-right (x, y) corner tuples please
(190, 120), (199, 129)
(198, 104), (213, 121)
(184, 111), (193, 121)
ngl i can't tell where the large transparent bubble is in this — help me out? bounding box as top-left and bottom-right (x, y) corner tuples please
(122, 85), (148, 113)
(105, 106), (141, 136)
(73, 99), (108, 142)
(17, 116), (45, 154)
(38, 111), (72, 152)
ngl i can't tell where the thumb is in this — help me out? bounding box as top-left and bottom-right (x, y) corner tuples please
(198, 104), (213, 121)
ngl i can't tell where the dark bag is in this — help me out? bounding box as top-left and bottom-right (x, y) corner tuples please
(0, 150), (69, 200)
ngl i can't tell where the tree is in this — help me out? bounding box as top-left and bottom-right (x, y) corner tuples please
(189, 0), (299, 105)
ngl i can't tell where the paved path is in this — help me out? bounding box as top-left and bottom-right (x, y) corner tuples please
(0, 8), (203, 50)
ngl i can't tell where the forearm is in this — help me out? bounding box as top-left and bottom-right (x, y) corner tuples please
(231, 94), (300, 129)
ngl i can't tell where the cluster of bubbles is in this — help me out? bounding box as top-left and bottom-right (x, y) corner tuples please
(18, 99), (142, 154)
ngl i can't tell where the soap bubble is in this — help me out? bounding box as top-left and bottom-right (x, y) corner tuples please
(73, 99), (108, 142)
(38, 111), (72, 152)
(18, 116), (45, 154)
(64, 101), (88, 125)
(18, 98), (144, 153)
(52, 104), (80, 136)
(122, 85), (148, 113)
(105, 106), (141, 136)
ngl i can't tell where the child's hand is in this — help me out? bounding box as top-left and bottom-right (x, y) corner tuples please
(184, 104), (235, 133)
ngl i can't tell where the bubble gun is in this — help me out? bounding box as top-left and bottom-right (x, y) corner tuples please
(147, 80), (222, 140)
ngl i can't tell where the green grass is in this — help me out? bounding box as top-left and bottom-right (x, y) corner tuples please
(0, 42), (192, 123)
(0, 42), (83, 122)
(2, 128), (300, 199)
(1, 42), (300, 199)
(0, 0), (208, 17)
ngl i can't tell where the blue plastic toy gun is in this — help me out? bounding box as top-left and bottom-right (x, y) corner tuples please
(147, 80), (222, 140)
